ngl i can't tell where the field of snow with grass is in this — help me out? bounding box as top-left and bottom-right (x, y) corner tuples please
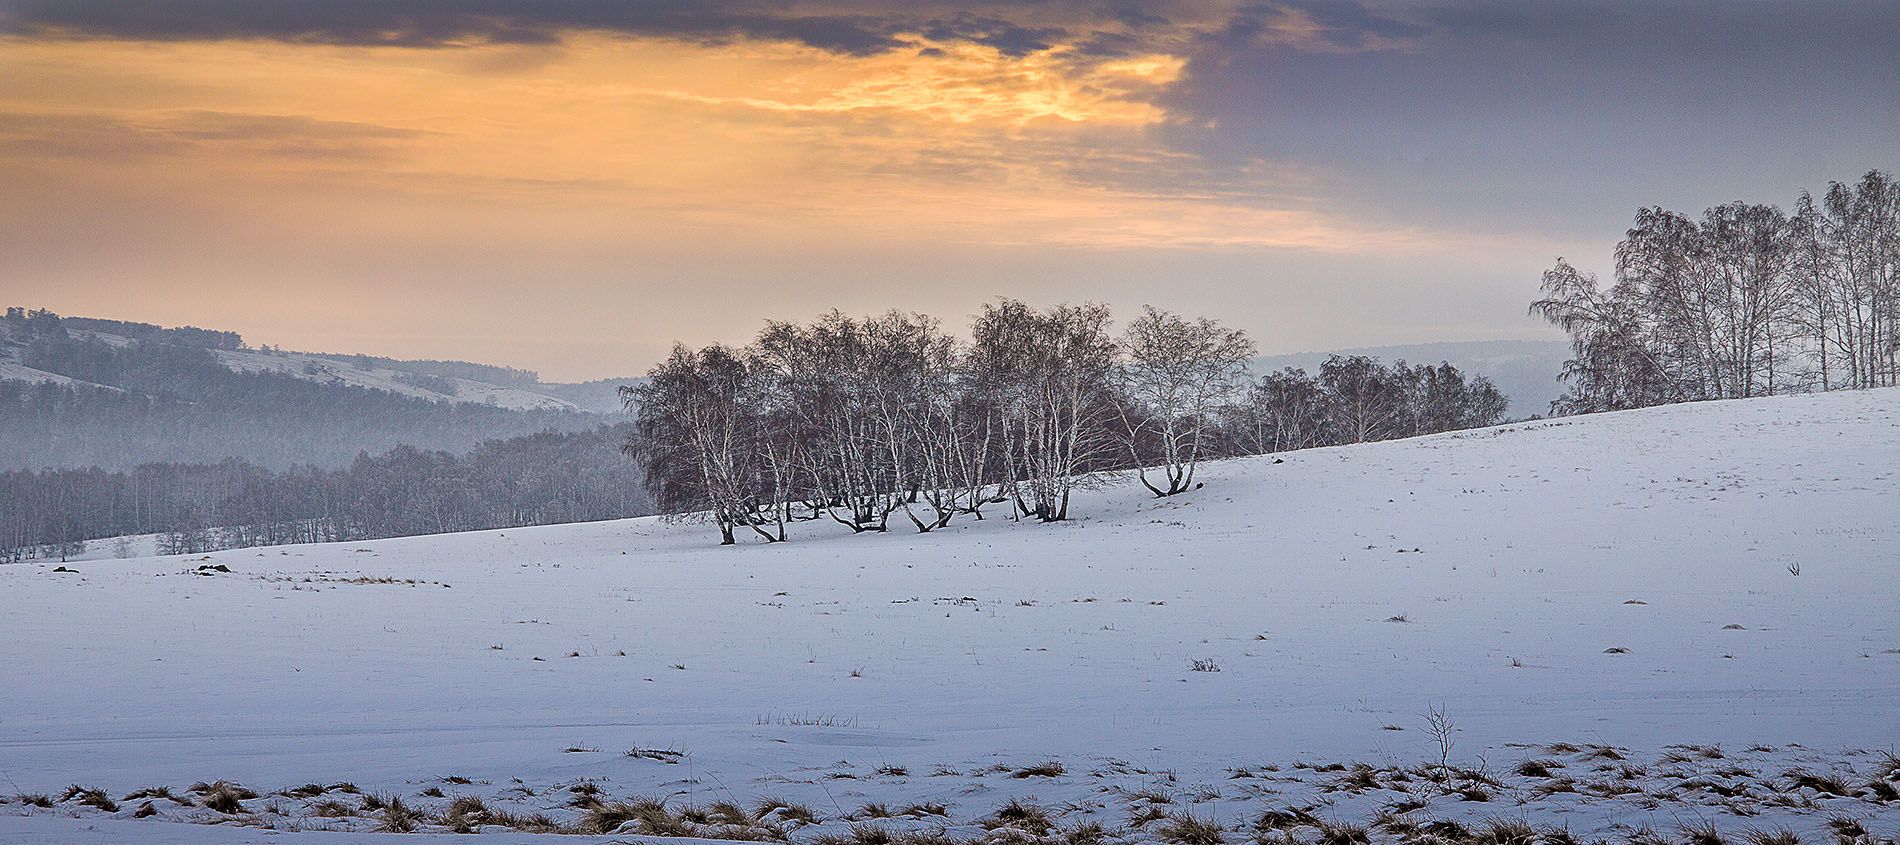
(2, 389), (1896, 845)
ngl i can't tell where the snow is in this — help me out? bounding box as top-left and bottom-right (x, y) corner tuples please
(212, 349), (583, 412)
(1, 388), (1895, 843)
(0, 361), (115, 391)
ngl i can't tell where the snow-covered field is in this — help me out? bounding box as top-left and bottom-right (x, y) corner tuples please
(2, 389), (1896, 844)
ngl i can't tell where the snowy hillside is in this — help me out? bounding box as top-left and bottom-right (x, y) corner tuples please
(1, 312), (634, 415)
(1, 389), (1895, 844)
(212, 348), (583, 413)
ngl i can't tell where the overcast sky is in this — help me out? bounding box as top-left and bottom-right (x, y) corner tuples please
(3, 1), (1894, 380)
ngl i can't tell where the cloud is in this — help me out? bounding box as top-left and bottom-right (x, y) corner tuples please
(1, 1), (1155, 55)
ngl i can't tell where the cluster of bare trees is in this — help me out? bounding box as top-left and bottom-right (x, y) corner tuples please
(1230, 356), (1510, 454)
(626, 303), (1248, 543)
(1531, 170), (1899, 414)
(626, 301), (1510, 544)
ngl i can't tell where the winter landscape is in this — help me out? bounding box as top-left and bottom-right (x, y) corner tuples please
(3, 386), (1897, 844)
(4, 2), (1898, 845)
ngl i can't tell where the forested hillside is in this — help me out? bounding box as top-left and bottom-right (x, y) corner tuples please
(0, 425), (647, 562)
(0, 308), (612, 470)
(0, 308), (654, 560)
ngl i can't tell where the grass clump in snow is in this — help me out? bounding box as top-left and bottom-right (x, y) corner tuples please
(1330, 764), (1384, 793)
(983, 798), (1055, 836)
(1013, 760), (1067, 778)
(1311, 819), (1372, 845)
(1784, 769), (1857, 797)
(1515, 759), (1562, 778)
(374, 794), (423, 833)
(1679, 819), (1729, 845)
(755, 797), (818, 825)
(1158, 811), (1228, 845)
(1473, 817), (1538, 845)
(1059, 820), (1110, 845)
(581, 797), (691, 836)
(1738, 827), (1802, 845)
(440, 795), (491, 833)
(312, 799), (357, 818)
(59, 785), (119, 813)
(124, 785), (193, 805)
(1253, 808), (1318, 835)
(1824, 816), (1866, 843)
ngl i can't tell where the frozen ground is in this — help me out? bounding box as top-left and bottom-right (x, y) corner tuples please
(1, 389), (1896, 844)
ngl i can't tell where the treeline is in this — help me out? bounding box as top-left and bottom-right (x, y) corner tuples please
(1, 312), (600, 470)
(1232, 356), (1509, 454)
(6, 307), (243, 350)
(628, 302), (1508, 544)
(0, 425), (649, 562)
(1532, 170), (1899, 413)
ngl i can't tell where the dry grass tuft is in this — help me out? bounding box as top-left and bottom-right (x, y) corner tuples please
(581, 798), (690, 836)
(313, 800), (357, 818)
(1785, 769), (1857, 797)
(755, 798), (818, 825)
(984, 799), (1055, 836)
(375, 795), (422, 833)
(440, 795), (491, 833)
(1679, 820), (1727, 845)
(1158, 812), (1228, 845)
(1312, 819), (1371, 845)
(1059, 820), (1109, 845)
(1474, 817), (1537, 845)
(1515, 759), (1562, 778)
(1013, 760), (1067, 778)
(60, 785), (119, 813)
(1254, 808), (1318, 834)
(1739, 827), (1802, 845)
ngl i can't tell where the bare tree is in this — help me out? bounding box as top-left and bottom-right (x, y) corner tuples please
(1319, 355), (1405, 444)
(1115, 306), (1255, 496)
(1793, 171), (1900, 390)
(624, 344), (779, 544)
(1236, 367), (1331, 453)
(971, 300), (1120, 522)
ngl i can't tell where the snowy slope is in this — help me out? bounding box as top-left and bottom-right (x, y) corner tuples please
(1, 389), (1895, 843)
(0, 360), (111, 389)
(212, 348), (584, 412)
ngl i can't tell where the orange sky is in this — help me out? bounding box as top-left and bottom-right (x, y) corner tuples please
(3, 3), (1888, 379)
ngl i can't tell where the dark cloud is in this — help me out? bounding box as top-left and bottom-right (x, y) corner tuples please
(1161, 0), (1900, 237)
(0, 1), (1086, 54)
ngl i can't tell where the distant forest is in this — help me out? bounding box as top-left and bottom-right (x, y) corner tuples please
(0, 308), (651, 562)
(0, 425), (648, 562)
(1, 308), (602, 470)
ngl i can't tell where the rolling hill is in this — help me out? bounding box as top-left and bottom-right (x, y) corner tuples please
(2, 387), (1893, 843)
